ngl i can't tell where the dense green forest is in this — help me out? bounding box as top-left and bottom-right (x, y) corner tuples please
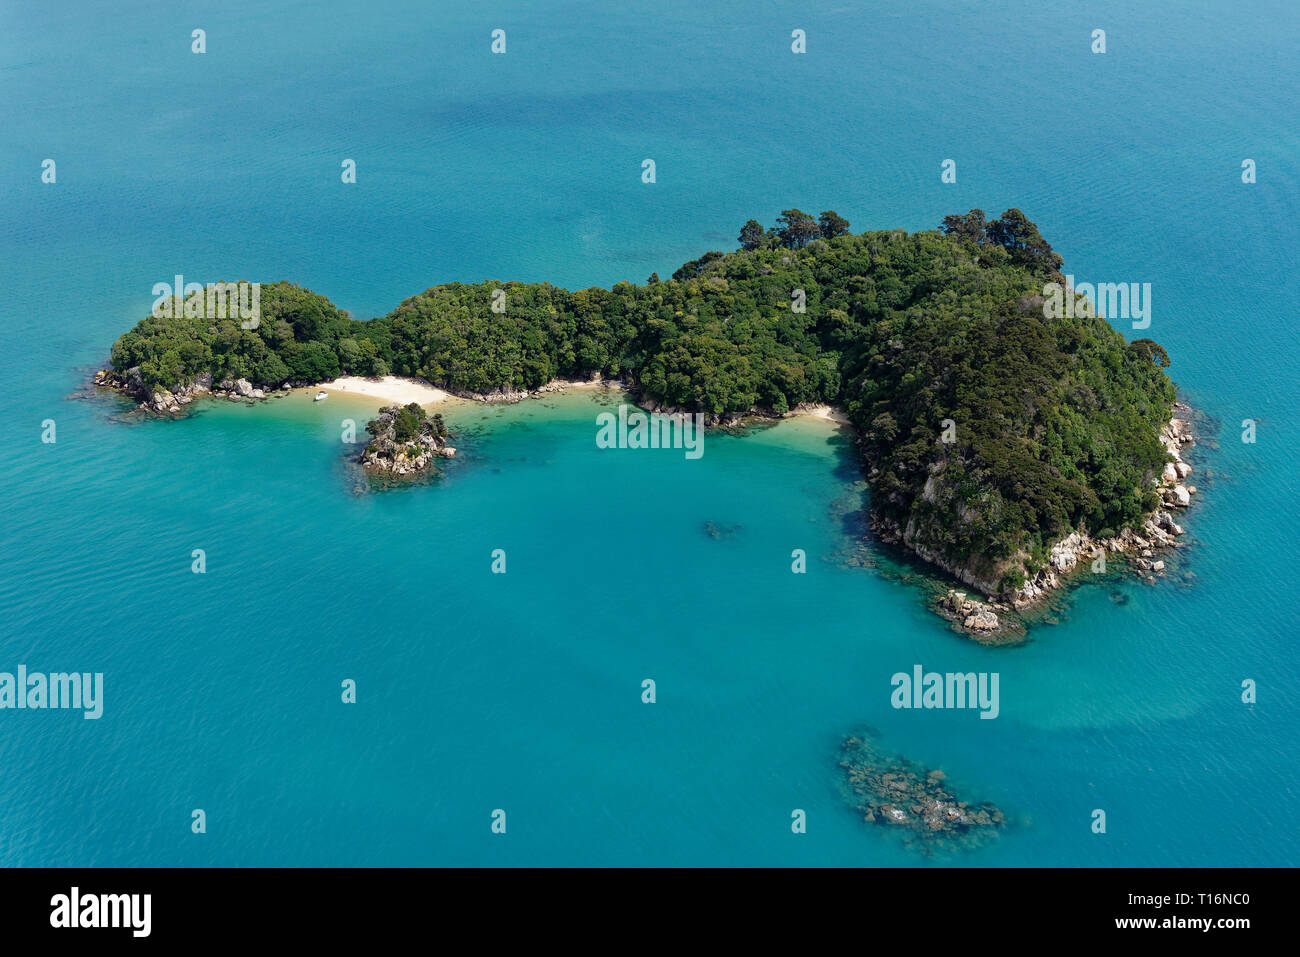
(106, 209), (1176, 594)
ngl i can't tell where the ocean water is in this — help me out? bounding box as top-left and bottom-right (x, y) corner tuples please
(1, 0), (1297, 866)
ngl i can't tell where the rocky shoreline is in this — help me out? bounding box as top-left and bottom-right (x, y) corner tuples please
(923, 403), (1199, 640)
(93, 368), (299, 414)
(635, 391), (851, 430)
(446, 374), (623, 405)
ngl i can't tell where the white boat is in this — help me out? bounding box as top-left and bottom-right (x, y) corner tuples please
(314, 391), (328, 401)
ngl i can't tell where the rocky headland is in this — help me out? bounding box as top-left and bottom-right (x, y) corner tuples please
(924, 404), (1198, 640)
(94, 368), (291, 415)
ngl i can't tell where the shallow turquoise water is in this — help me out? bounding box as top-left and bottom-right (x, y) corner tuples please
(0, 0), (1297, 866)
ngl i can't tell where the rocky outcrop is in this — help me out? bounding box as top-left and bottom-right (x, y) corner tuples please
(840, 734), (1005, 848)
(1155, 411), (1198, 511)
(933, 589), (1027, 644)
(1008, 507), (1187, 609)
(94, 367), (284, 414)
(215, 377), (267, 400)
(359, 404), (455, 477)
(941, 591), (1000, 633)
(95, 367), (219, 414)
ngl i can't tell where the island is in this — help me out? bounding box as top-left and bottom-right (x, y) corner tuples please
(97, 209), (1194, 632)
(359, 403), (455, 477)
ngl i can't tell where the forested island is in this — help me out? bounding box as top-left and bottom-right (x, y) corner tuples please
(100, 209), (1192, 625)
(359, 403), (455, 477)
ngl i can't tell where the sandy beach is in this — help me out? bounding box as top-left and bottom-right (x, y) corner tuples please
(791, 403), (852, 424)
(311, 375), (621, 409)
(314, 376), (452, 406)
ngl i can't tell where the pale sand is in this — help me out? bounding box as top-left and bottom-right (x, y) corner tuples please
(791, 403), (851, 424)
(315, 376), (451, 406)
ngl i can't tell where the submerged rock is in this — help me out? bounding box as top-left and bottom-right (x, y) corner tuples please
(839, 734), (1005, 849)
(703, 520), (742, 539)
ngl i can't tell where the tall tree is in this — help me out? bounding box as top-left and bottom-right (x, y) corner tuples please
(738, 219), (766, 250)
(1129, 338), (1171, 367)
(818, 210), (850, 239)
(984, 209), (1063, 272)
(776, 209), (821, 249)
(940, 209), (987, 242)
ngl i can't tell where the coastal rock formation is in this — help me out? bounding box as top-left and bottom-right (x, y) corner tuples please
(1156, 412), (1197, 505)
(359, 403), (455, 476)
(94, 367), (219, 414)
(840, 735), (1005, 848)
(941, 590), (1001, 633)
(639, 401), (746, 429)
(95, 367), (283, 413)
(216, 377), (268, 400)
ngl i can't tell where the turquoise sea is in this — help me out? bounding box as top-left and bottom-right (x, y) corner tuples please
(1, 0), (1297, 866)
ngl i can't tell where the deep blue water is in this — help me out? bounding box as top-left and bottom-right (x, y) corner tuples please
(0, 0), (1297, 866)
